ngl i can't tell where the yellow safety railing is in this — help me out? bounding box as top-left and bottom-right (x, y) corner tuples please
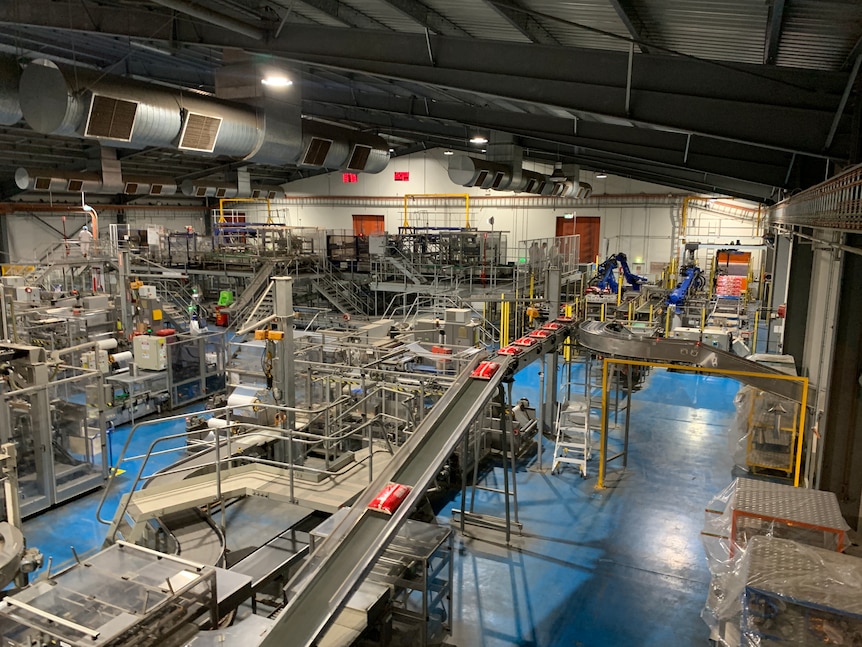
(597, 359), (809, 488)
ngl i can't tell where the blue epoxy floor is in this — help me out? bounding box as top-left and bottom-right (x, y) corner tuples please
(21, 363), (740, 646)
(440, 362), (739, 647)
(22, 402), (205, 575)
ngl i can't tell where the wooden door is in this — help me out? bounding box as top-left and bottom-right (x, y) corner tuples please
(353, 214), (385, 236)
(574, 216), (600, 263)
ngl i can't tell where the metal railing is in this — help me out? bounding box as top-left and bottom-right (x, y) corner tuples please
(770, 163), (862, 230)
(97, 398), (391, 544)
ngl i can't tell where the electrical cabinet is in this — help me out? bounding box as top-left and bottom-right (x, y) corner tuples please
(133, 334), (167, 370)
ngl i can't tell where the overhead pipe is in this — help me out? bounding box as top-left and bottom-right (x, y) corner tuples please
(16, 59), (391, 187)
(0, 55), (21, 125)
(448, 155), (592, 197)
(149, 0), (266, 40)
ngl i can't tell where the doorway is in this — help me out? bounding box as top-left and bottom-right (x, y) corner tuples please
(352, 214), (385, 236)
(558, 216), (600, 263)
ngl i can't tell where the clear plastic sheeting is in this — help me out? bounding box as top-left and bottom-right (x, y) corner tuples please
(704, 536), (862, 647)
(730, 386), (800, 476)
(702, 479), (853, 646)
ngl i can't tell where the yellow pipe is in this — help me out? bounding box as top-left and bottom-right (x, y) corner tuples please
(616, 268), (623, 306)
(793, 382), (808, 487)
(701, 307), (706, 331)
(403, 195), (409, 227)
(665, 307), (672, 337)
(598, 358), (609, 488)
(529, 274), (535, 300)
(601, 303), (606, 322)
(649, 304), (654, 324)
(628, 301), (633, 323)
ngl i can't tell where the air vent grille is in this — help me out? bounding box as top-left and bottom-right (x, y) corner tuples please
(475, 170), (489, 186)
(66, 179), (83, 192)
(303, 137), (332, 166)
(124, 182), (139, 194)
(194, 186), (208, 197)
(346, 144), (372, 171)
(34, 177), (51, 190)
(179, 112), (222, 152)
(85, 95), (138, 141)
(150, 184), (164, 195)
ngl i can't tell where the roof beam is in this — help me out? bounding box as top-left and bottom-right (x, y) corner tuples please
(607, 0), (651, 54)
(486, 0), (561, 45)
(301, 90), (811, 188)
(377, 0), (471, 37)
(149, 0), (267, 40)
(764, 0), (786, 65)
(299, 0), (391, 30)
(0, 9), (848, 157)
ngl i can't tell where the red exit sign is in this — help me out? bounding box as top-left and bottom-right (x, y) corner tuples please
(394, 171), (410, 181)
(342, 173), (358, 183)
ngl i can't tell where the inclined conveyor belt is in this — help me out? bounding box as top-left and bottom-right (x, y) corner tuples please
(259, 324), (568, 647)
(578, 320), (804, 403)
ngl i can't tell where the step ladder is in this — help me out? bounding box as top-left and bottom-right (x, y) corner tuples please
(552, 400), (592, 477)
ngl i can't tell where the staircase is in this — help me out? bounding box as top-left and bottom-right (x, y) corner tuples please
(386, 247), (427, 285)
(311, 264), (372, 315)
(225, 259), (277, 322)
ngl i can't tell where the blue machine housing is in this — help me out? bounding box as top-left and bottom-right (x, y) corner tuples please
(592, 253), (649, 292)
(668, 266), (704, 305)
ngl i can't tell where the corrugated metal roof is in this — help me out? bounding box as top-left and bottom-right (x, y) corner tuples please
(341, 0), (426, 32)
(633, 0), (767, 65)
(423, 0), (532, 42)
(527, 0), (633, 51)
(776, 0), (862, 71)
(292, 2), (351, 28)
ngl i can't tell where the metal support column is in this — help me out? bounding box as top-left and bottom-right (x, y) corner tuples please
(273, 277), (295, 464)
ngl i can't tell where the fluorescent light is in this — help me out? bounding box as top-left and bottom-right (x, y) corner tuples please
(595, 172), (607, 179)
(262, 75), (293, 87)
(563, 213), (575, 219)
(470, 136), (488, 144)
(443, 150), (455, 156)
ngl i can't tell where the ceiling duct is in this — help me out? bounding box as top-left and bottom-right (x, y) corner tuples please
(299, 121), (390, 173)
(180, 180), (239, 199)
(0, 55), (22, 126)
(14, 168), (102, 193)
(250, 186), (285, 200)
(19, 59), (267, 158)
(122, 176), (178, 196)
(447, 156), (513, 190)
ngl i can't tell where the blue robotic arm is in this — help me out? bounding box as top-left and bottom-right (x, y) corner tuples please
(591, 253), (648, 292)
(668, 266), (704, 305)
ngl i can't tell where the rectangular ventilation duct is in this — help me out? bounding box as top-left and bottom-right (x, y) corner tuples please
(302, 137), (333, 166)
(85, 94), (138, 141)
(178, 111), (222, 152)
(346, 144), (372, 171)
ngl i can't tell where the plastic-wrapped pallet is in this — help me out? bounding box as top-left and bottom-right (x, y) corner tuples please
(707, 536), (862, 646)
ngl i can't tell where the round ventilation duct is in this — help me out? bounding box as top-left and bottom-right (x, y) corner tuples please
(0, 56), (22, 126)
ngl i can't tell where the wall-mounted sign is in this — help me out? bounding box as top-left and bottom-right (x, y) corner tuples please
(394, 171), (410, 181)
(342, 173), (358, 183)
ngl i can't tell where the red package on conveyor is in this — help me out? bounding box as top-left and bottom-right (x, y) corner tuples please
(368, 482), (412, 515)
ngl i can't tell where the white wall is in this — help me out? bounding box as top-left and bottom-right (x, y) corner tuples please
(4, 149), (763, 275)
(279, 149), (763, 275)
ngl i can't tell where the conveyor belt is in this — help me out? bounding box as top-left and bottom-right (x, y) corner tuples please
(578, 321), (804, 403)
(259, 326), (567, 647)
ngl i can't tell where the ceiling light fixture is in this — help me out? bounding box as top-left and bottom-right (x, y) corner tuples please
(470, 136), (488, 144)
(443, 150), (455, 156)
(262, 75), (293, 87)
(595, 171), (607, 179)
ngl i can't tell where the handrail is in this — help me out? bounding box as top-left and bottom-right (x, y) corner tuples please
(96, 398), (352, 527)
